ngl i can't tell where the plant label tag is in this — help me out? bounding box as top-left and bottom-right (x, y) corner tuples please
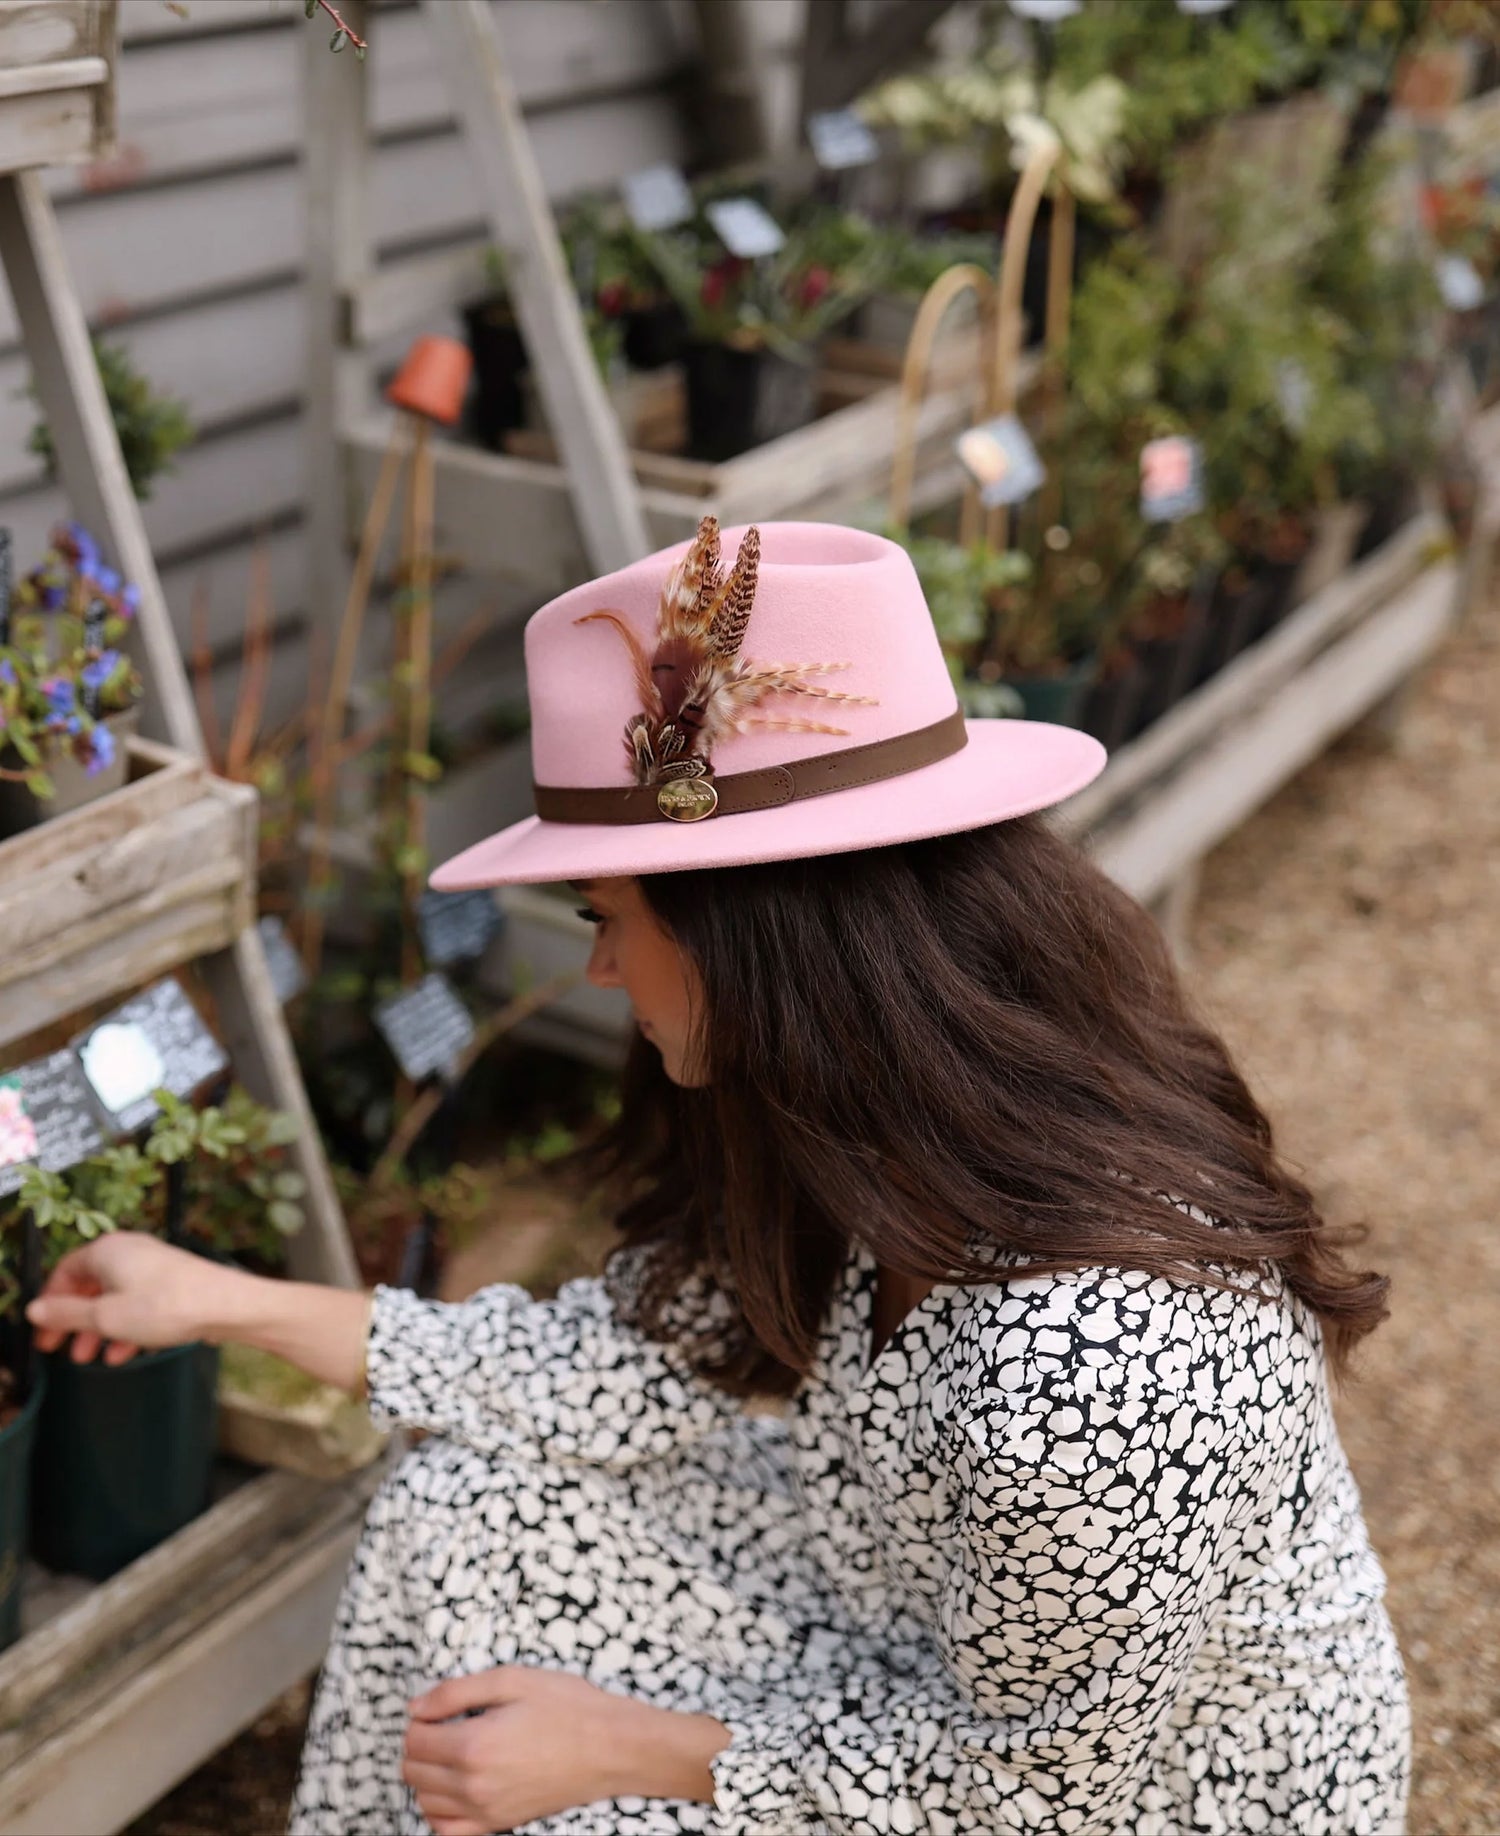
(1009, 0), (1081, 19)
(1275, 359), (1312, 432)
(621, 164), (694, 234)
(257, 914), (309, 1004)
(0, 1052), (107, 1198)
(706, 197), (785, 261)
(1436, 253), (1485, 311)
(1140, 435), (1206, 522)
(957, 414), (1046, 507)
(417, 888), (504, 968)
(374, 973), (475, 1085)
(807, 109), (880, 171)
(75, 978), (230, 1135)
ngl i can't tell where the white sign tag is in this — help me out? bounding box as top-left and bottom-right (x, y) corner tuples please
(807, 109), (880, 172)
(621, 164), (694, 234)
(956, 415), (1046, 508)
(1140, 435), (1206, 523)
(1436, 253), (1485, 312)
(706, 197), (785, 261)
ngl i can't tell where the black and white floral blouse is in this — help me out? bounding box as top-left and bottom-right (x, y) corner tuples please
(290, 1232), (1410, 1835)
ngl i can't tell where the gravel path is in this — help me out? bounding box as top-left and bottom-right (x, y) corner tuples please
(130, 590), (1499, 1834)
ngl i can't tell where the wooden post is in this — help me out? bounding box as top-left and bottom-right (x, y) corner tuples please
(302, 0), (374, 647)
(421, 0), (650, 573)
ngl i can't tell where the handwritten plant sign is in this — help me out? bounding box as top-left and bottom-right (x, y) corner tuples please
(417, 888), (504, 969)
(374, 973), (476, 1085)
(75, 978), (230, 1136)
(0, 1051), (107, 1200)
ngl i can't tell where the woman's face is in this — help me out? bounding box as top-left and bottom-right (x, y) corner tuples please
(575, 877), (706, 1086)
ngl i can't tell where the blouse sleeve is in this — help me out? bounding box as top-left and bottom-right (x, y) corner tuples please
(707, 1343), (1264, 1833)
(363, 1256), (752, 1470)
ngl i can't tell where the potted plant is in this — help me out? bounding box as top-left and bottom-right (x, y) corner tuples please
(9, 1087), (305, 1581)
(893, 529), (1031, 716)
(636, 202), (894, 461)
(1117, 514), (1225, 738)
(0, 522), (144, 832)
(461, 248), (528, 451)
(28, 338), (193, 504)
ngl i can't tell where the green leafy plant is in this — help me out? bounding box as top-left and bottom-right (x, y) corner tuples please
(0, 1087), (306, 1314)
(28, 339), (193, 503)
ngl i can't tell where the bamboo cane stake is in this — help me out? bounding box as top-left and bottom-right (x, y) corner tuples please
(888, 263), (995, 535)
(1039, 180), (1077, 533)
(399, 416), (435, 988)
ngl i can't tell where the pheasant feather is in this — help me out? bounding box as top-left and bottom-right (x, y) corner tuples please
(575, 515), (878, 786)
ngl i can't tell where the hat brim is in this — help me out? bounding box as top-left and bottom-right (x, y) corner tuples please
(429, 718), (1107, 891)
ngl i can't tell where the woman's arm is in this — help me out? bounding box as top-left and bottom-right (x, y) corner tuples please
(26, 1233), (372, 1391)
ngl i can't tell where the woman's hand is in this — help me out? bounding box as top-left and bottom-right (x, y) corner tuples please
(26, 1233), (374, 1394)
(25, 1232), (246, 1365)
(402, 1666), (729, 1833)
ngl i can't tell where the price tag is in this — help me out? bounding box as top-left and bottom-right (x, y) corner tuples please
(417, 888), (504, 969)
(621, 164), (694, 234)
(1009, 0), (1081, 19)
(75, 978), (230, 1135)
(1140, 435), (1206, 522)
(257, 914), (309, 1004)
(374, 974), (475, 1085)
(956, 415), (1046, 508)
(705, 197), (785, 261)
(1275, 359), (1312, 433)
(0, 1052), (109, 1199)
(1436, 253), (1485, 311)
(807, 109), (880, 172)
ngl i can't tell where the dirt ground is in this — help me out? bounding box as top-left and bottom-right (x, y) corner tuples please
(130, 590), (1499, 1835)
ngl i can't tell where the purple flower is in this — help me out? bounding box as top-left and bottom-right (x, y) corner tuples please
(81, 648), (119, 692)
(83, 720), (116, 776)
(63, 522), (99, 569)
(93, 565), (121, 597)
(0, 659), (14, 685)
(120, 583), (141, 617)
(43, 676), (75, 718)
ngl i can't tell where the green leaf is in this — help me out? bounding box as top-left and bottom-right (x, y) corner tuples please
(330, 29), (346, 54)
(401, 751), (443, 784)
(305, 0), (317, 14)
(267, 1200), (305, 1236)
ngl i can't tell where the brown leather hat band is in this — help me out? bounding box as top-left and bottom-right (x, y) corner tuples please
(533, 705), (968, 826)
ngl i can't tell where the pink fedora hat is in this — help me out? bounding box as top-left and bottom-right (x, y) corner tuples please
(430, 519), (1106, 890)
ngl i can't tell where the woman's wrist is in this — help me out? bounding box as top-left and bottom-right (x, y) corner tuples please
(600, 1698), (730, 1804)
(203, 1269), (375, 1396)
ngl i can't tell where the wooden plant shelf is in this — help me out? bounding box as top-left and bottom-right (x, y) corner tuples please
(342, 360), (984, 599)
(0, 1), (115, 178)
(1051, 511), (1459, 909)
(0, 1457), (388, 1835)
(0, 736), (257, 1053)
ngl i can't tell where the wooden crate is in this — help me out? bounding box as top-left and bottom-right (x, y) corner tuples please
(0, 1459), (386, 1834)
(0, 735), (256, 1052)
(0, 1), (115, 178)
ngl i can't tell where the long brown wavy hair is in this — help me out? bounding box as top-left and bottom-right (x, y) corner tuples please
(592, 812), (1389, 1399)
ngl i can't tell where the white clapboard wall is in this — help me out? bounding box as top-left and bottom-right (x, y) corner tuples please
(0, 0), (712, 743)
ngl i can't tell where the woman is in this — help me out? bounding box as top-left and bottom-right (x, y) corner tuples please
(29, 520), (1409, 1835)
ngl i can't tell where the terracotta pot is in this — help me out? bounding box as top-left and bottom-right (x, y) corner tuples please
(0, 703), (139, 837)
(388, 334), (473, 427)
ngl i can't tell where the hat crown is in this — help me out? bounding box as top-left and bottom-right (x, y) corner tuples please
(526, 522), (957, 791)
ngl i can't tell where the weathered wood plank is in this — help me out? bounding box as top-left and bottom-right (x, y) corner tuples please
(0, 83), (97, 171)
(0, 50), (105, 98)
(0, 736), (198, 887)
(0, 1), (103, 69)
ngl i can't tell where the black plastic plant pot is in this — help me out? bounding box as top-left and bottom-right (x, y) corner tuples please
(1078, 652), (1148, 752)
(1247, 556), (1304, 644)
(31, 1340), (219, 1582)
(1126, 600), (1211, 742)
(462, 300), (527, 451)
(622, 301), (688, 372)
(1353, 477), (1418, 562)
(1192, 572), (1270, 689)
(683, 341), (817, 463)
(1002, 653), (1099, 729)
(0, 1369), (45, 1651)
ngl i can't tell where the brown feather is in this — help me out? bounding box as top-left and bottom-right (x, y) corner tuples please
(660, 515), (721, 640)
(577, 610), (660, 716)
(706, 524), (760, 660)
